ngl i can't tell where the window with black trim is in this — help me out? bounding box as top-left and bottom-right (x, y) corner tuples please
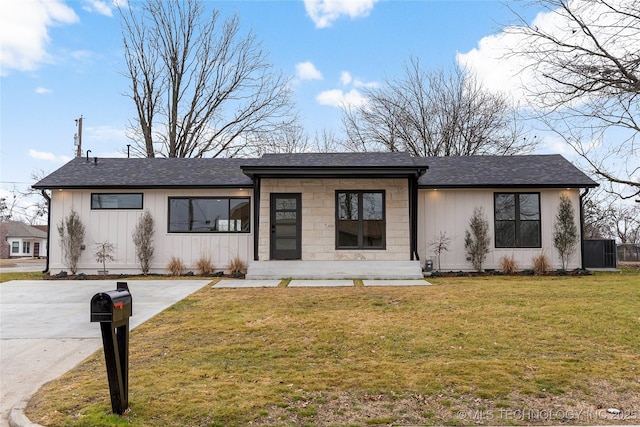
(336, 191), (385, 249)
(168, 197), (250, 233)
(91, 193), (143, 209)
(494, 192), (541, 248)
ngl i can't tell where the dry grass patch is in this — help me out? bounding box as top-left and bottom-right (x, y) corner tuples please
(0, 270), (44, 282)
(28, 273), (640, 426)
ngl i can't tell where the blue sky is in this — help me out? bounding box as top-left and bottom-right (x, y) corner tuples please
(0, 0), (556, 219)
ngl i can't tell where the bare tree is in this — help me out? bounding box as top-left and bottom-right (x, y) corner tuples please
(119, 0), (296, 158)
(582, 190), (615, 239)
(342, 58), (533, 156)
(247, 123), (346, 157)
(610, 203), (640, 245)
(249, 123), (313, 157)
(0, 194), (17, 222)
(506, 0), (640, 199)
(583, 189), (640, 245)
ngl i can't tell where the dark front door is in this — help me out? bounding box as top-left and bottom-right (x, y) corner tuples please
(270, 193), (301, 260)
(34, 242), (40, 258)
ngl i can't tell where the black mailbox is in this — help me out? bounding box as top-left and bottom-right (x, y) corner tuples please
(90, 282), (132, 415)
(91, 288), (132, 325)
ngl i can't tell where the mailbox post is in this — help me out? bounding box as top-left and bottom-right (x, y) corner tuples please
(90, 282), (132, 415)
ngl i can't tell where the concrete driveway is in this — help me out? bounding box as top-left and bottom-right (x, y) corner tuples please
(0, 279), (210, 427)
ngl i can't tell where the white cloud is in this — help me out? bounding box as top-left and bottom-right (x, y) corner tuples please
(0, 0), (79, 75)
(353, 78), (378, 89)
(82, 0), (114, 17)
(296, 61), (323, 81)
(35, 87), (53, 95)
(28, 149), (72, 163)
(457, 0), (639, 108)
(340, 71), (352, 86)
(304, 0), (380, 28)
(315, 71), (377, 109)
(317, 88), (367, 108)
(456, 31), (531, 102)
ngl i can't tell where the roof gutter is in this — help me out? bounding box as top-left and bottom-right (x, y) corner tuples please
(40, 190), (51, 274)
(418, 183), (599, 190)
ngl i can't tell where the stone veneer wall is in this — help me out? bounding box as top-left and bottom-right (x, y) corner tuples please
(258, 178), (411, 261)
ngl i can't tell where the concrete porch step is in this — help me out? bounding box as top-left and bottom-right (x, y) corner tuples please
(245, 260), (423, 280)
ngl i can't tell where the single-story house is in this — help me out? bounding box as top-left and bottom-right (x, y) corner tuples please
(33, 152), (598, 278)
(0, 220), (48, 259)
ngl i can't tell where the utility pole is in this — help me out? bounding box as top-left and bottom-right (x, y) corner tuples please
(74, 116), (83, 157)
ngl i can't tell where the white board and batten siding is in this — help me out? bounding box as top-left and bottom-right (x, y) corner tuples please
(48, 188), (253, 275)
(417, 188), (582, 271)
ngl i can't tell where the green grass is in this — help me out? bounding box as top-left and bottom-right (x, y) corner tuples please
(26, 271), (640, 426)
(0, 271), (45, 282)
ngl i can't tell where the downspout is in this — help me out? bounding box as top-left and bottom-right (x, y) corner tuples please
(253, 176), (261, 261)
(579, 188), (590, 270)
(408, 174), (420, 262)
(41, 190), (51, 274)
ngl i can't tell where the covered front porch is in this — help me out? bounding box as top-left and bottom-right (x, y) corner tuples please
(245, 260), (424, 280)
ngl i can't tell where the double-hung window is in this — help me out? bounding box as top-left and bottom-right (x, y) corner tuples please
(336, 191), (385, 249)
(168, 197), (250, 233)
(494, 192), (541, 248)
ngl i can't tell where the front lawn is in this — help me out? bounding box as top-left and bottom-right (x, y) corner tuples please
(28, 273), (639, 426)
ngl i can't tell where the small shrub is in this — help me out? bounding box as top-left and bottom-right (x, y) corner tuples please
(57, 208), (85, 274)
(166, 256), (185, 276)
(532, 252), (551, 275)
(500, 255), (519, 275)
(195, 255), (215, 275)
(464, 207), (491, 272)
(94, 241), (115, 275)
(227, 255), (247, 277)
(429, 231), (452, 271)
(132, 210), (155, 275)
(553, 194), (579, 270)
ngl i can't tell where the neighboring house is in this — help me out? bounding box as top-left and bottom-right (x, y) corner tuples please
(33, 153), (597, 278)
(0, 220), (48, 259)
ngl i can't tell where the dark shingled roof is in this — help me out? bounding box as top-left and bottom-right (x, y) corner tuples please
(241, 152), (427, 178)
(33, 157), (253, 189)
(255, 151), (419, 167)
(33, 153), (597, 190)
(416, 155), (598, 188)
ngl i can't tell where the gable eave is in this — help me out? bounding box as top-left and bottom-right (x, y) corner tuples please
(241, 165), (427, 179)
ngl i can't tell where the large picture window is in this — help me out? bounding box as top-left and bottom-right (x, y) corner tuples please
(91, 193), (143, 209)
(495, 193), (541, 248)
(336, 191), (385, 249)
(168, 197), (250, 233)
